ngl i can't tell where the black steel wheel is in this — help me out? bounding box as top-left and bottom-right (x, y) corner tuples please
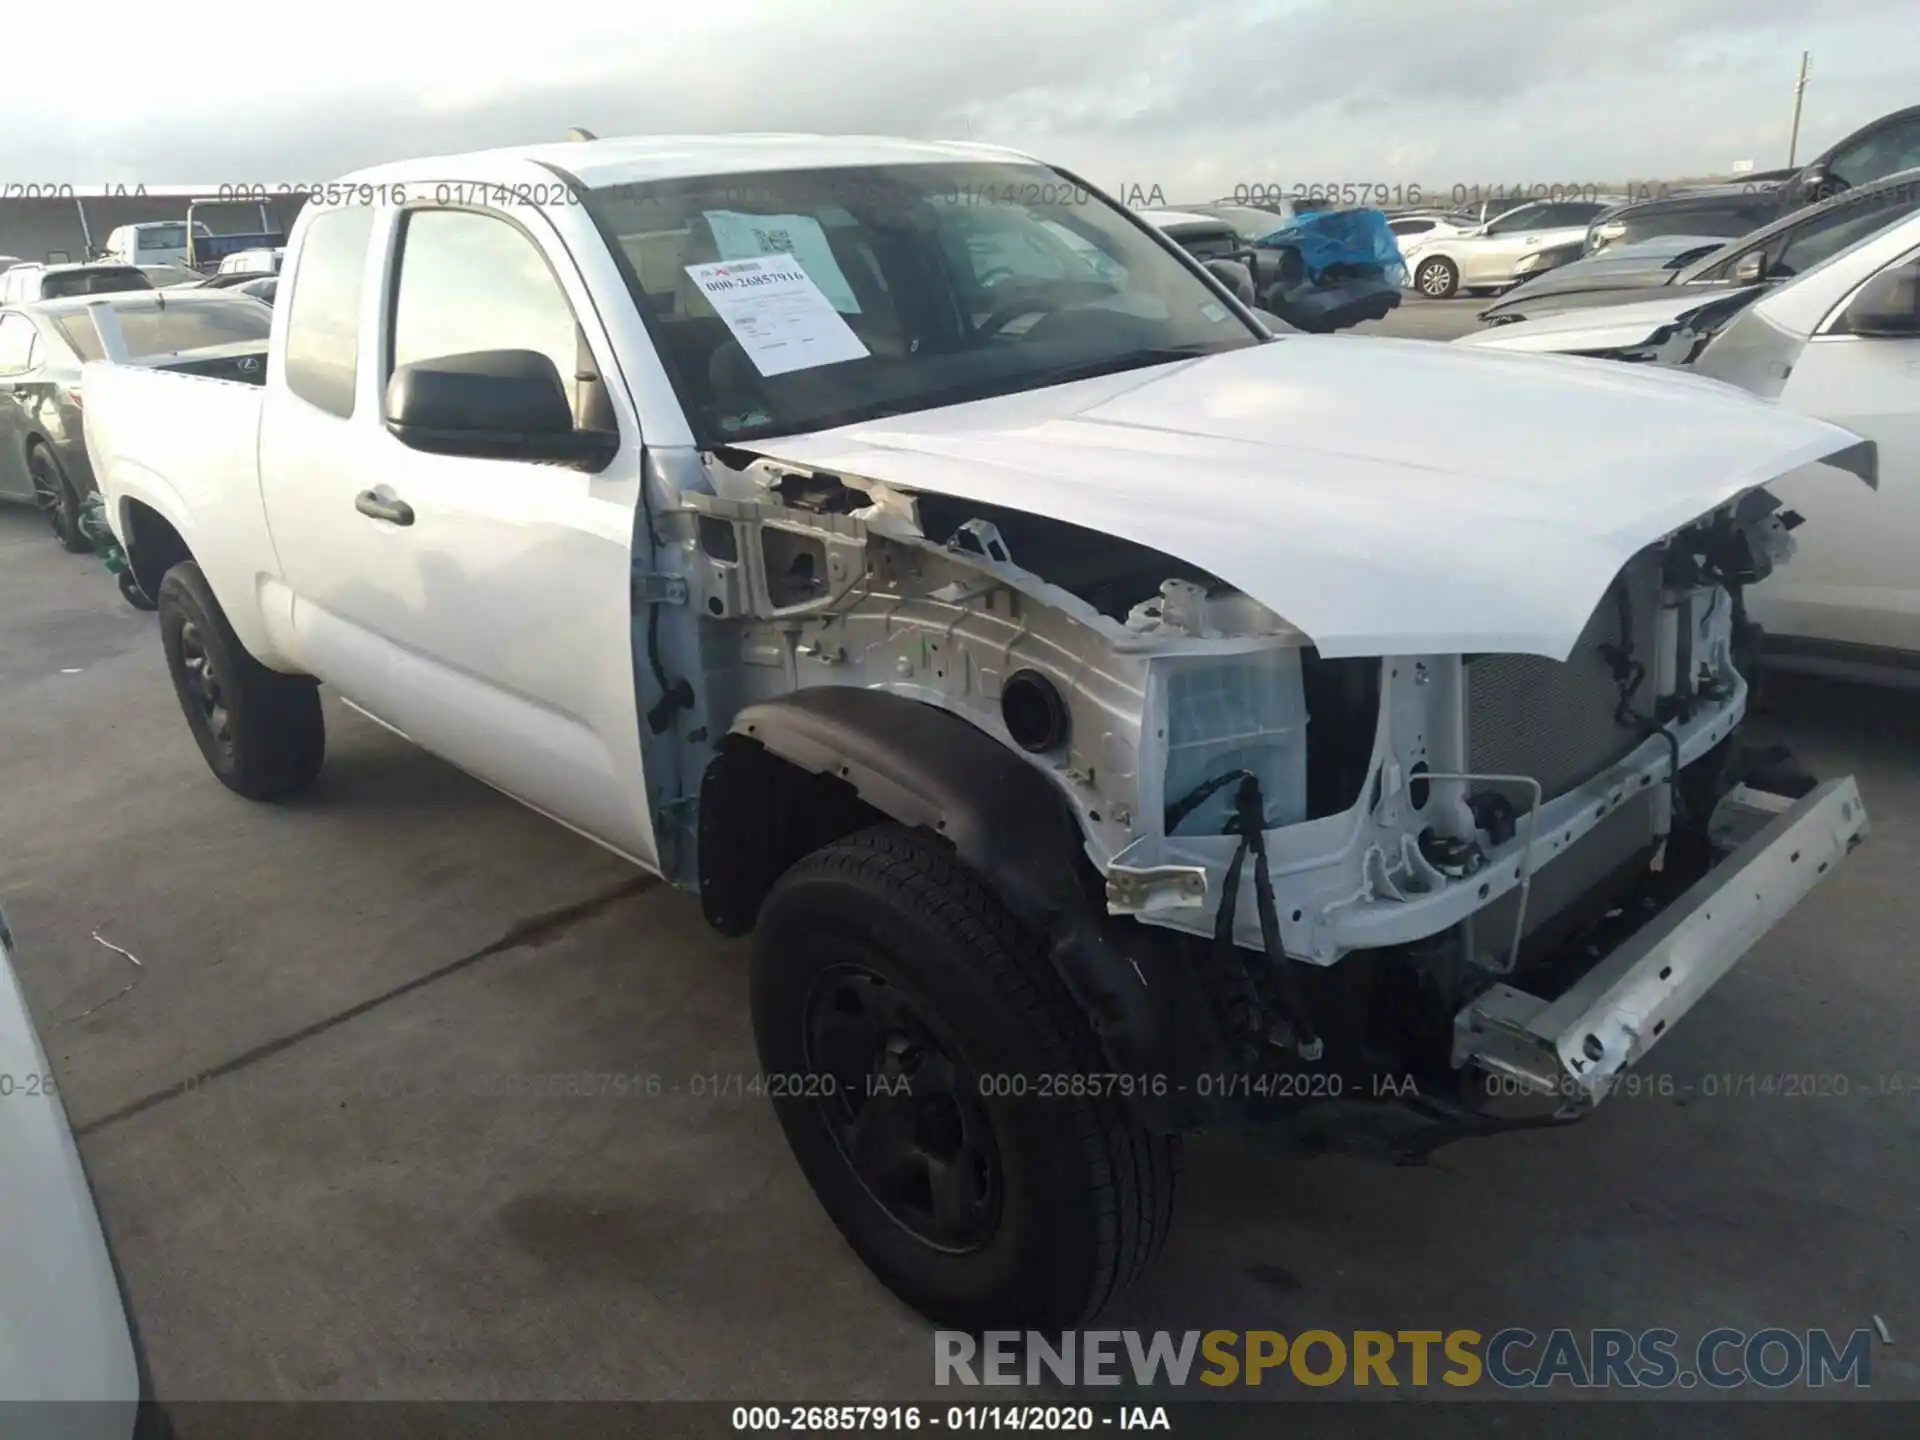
(753, 825), (1179, 1329)
(157, 562), (325, 800)
(803, 964), (1001, 1252)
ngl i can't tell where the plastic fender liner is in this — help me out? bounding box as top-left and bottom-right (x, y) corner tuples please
(720, 688), (1210, 1114)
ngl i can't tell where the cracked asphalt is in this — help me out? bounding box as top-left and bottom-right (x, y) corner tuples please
(2, 301), (1916, 1424)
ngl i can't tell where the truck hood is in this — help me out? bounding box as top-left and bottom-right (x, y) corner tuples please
(741, 336), (1874, 660)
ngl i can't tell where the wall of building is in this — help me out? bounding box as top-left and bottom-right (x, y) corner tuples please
(0, 193), (308, 266)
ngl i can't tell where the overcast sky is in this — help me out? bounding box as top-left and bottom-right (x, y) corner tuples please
(13, 0), (1913, 197)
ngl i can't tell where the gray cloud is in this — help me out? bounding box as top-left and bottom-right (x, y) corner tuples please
(10, 0), (1913, 198)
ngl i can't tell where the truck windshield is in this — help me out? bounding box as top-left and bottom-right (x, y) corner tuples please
(585, 162), (1263, 444)
(140, 225), (189, 248)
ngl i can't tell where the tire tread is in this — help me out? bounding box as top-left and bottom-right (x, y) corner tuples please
(770, 825), (1178, 1323)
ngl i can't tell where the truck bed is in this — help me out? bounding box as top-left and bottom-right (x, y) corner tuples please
(82, 359), (281, 658)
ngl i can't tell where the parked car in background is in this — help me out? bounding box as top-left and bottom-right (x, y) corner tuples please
(1591, 103), (1920, 256)
(1486, 168), (1920, 324)
(183, 201), (287, 272)
(1386, 211), (1469, 244)
(0, 264), (154, 306)
(0, 290), (272, 551)
(83, 133), (1876, 1328)
(100, 220), (211, 268)
(1587, 189), (1794, 256)
(215, 248), (284, 277)
(196, 271), (273, 290)
(1141, 206), (1402, 330)
(1503, 232), (1727, 295)
(1449, 195), (1555, 228)
(0, 903), (156, 1439)
(1458, 208), (1920, 677)
(1401, 198), (1613, 297)
(1497, 234), (1728, 295)
(136, 264), (210, 289)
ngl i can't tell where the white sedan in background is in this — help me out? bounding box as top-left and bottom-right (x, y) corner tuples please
(1401, 198), (1615, 299)
(1457, 211), (1920, 681)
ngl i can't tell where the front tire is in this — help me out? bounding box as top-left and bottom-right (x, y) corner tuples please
(1414, 256), (1459, 299)
(752, 825), (1179, 1329)
(157, 562), (325, 800)
(30, 448), (91, 554)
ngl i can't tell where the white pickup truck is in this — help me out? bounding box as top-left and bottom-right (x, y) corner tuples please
(84, 134), (1876, 1329)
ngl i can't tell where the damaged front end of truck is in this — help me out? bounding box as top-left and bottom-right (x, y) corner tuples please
(629, 376), (1875, 1162)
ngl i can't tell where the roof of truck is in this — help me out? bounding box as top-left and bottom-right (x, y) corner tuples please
(341, 134), (1039, 191)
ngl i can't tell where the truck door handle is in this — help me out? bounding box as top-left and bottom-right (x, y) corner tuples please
(355, 490), (414, 526)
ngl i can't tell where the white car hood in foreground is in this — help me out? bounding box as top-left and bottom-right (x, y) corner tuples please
(743, 336), (1873, 660)
(0, 915), (138, 1436)
(1455, 292), (1728, 353)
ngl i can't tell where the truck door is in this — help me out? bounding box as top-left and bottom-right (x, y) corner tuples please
(259, 198), (657, 868)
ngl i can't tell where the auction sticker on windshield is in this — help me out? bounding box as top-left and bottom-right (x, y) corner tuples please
(703, 210), (863, 314)
(683, 256), (870, 377)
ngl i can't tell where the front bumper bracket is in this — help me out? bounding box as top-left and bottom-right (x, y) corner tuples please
(1453, 776), (1869, 1102)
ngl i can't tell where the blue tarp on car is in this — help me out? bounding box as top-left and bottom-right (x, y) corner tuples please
(1256, 208), (1408, 288)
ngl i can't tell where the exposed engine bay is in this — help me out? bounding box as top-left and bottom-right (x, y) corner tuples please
(640, 444), (1861, 1152)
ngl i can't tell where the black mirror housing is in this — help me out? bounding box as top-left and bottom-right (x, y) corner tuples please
(385, 348), (617, 467)
(1839, 260), (1920, 337)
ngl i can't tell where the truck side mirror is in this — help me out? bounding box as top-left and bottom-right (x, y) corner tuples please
(1733, 251), (1769, 285)
(1837, 259), (1920, 337)
(385, 349), (618, 468)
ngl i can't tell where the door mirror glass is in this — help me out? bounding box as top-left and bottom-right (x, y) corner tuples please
(1733, 251), (1769, 285)
(1837, 259), (1920, 337)
(385, 349), (617, 465)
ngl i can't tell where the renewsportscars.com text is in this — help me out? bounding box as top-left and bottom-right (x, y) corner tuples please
(935, 1328), (1875, 1390)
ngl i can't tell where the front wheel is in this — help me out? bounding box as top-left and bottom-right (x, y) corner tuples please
(752, 826), (1179, 1329)
(1414, 256), (1459, 299)
(157, 562), (325, 800)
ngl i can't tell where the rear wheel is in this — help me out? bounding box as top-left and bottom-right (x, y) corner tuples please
(29, 447), (90, 554)
(157, 562), (325, 800)
(752, 825), (1179, 1329)
(1414, 256), (1459, 299)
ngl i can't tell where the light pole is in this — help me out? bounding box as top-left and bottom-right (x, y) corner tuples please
(1787, 52), (1811, 167)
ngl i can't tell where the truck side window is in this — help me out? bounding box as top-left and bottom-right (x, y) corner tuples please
(388, 208), (597, 428)
(284, 206), (376, 419)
